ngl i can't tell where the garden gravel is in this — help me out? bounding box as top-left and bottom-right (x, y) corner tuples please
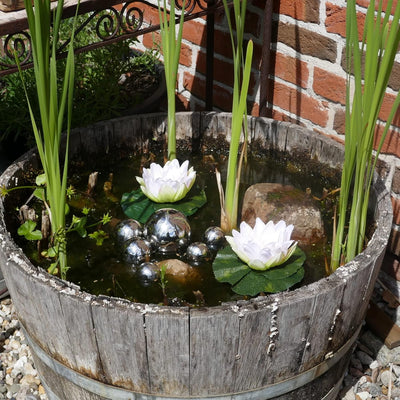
(0, 295), (399, 400)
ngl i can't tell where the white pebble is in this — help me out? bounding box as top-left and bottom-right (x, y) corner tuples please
(355, 391), (372, 400)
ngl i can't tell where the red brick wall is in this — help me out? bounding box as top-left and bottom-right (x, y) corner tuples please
(136, 0), (400, 264)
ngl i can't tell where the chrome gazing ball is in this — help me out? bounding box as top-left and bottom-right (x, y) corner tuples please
(203, 226), (226, 251)
(116, 219), (143, 245)
(124, 239), (151, 265)
(144, 208), (191, 254)
(136, 262), (159, 287)
(186, 242), (212, 265)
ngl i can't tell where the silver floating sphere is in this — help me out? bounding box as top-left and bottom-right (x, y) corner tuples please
(137, 262), (159, 287)
(124, 239), (151, 265)
(144, 208), (191, 254)
(186, 242), (212, 265)
(203, 226), (226, 251)
(116, 219), (143, 245)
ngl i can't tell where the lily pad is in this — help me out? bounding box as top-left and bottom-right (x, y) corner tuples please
(213, 245), (306, 296)
(121, 188), (207, 224)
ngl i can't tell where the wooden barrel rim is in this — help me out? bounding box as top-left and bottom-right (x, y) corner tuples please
(0, 112), (392, 315)
(0, 112), (393, 399)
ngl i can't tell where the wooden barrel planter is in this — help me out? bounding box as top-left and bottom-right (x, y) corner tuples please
(0, 112), (392, 400)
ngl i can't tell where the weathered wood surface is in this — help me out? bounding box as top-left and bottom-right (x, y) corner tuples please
(0, 112), (392, 399)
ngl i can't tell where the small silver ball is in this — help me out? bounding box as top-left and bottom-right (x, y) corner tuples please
(186, 242), (212, 265)
(116, 219), (143, 244)
(137, 262), (159, 287)
(124, 239), (151, 265)
(203, 226), (226, 251)
(145, 208), (191, 254)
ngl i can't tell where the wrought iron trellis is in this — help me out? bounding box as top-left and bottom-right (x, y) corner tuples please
(0, 0), (274, 115)
(0, 0), (221, 76)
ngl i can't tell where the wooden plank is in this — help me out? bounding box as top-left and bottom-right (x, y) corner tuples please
(58, 289), (103, 380)
(366, 302), (400, 349)
(330, 255), (377, 350)
(231, 300), (273, 392)
(261, 291), (315, 385)
(19, 271), (78, 370)
(32, 355), (109, 400)
(91, 298), (151, 392)
(145, 306), (190, 396)
(299, 277), (345, 372)
(189, 305), (240, 396)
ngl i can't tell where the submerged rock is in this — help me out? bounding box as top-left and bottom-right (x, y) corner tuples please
(241, 183), (325, 245)
(157, 259), (201, 285)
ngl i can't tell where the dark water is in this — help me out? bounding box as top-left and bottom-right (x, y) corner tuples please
(48, 149), (339, 307)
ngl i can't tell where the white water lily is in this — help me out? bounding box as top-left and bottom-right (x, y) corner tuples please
(226, 218), (297, 271)
(136, 159), (196, 203)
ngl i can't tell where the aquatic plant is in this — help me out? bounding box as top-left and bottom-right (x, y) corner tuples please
(331, 0), (400, 270)
(218, 0), (253, 233)
(18, 0), (77, 279)
(158, 0), (185, 160)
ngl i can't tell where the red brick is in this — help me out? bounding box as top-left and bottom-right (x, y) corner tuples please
(388, 228), (400, 256)
(273, 81), (329, 126)
(373, 125), (400, 157)
(313, 67), (346, 105)
(183, 71), (206, 101)
(277, 22), (337, 63)
(275, 0), (319, 23)
(142, 31), (161, 50)
(182, 19), (207, 47)
(357, 0), (397, 15)
(213, 29), (234, 60)
(196, 51), (234, 88)
(273, 51), (309, 89)
(392, 196), (400, 225)
(245, 10), (261, 38)
(141, 3), (160, 25)
(326, 3), (365, 39)
(379, 92), (400, 127)
(184, 71), (233, 111)
(213, 84), (234, 111)
(333, 108), (346, 135)
(179, 42), (192, 67)
(250, 102), (259, 116)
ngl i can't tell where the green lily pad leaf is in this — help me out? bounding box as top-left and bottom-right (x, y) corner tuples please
(233, 266), (305, 296)
(121, 188), (207, 224)
(212, 246), (306, 296)
(212, 245), (251, 284)
(17, 220), (43, 241)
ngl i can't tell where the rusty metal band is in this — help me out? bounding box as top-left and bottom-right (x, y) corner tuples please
(22, 323), (361, 400)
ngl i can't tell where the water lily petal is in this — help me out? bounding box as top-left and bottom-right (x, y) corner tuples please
(136, 160), (196, 203)
(227, 219), (298, 271)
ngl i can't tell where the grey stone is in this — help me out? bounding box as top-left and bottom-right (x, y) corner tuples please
(369, 382), (382, 397)
(240, 183), (325, 244)
(356, 350), (374, 366)
(380, 369), (396, 387)
(8, 384), (20, 394)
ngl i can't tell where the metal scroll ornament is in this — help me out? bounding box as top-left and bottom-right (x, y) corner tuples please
(0, 0), (224, 75)
(0, 31), (31, 69)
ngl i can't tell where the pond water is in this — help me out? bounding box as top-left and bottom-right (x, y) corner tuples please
(14, 148), (340, 307)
